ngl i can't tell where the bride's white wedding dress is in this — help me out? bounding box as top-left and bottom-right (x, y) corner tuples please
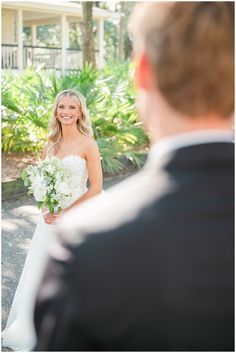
(2, 155), (88, 351)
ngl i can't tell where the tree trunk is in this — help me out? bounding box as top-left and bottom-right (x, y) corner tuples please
(118, 2), (125, 60)
(82, 2), (96, 68)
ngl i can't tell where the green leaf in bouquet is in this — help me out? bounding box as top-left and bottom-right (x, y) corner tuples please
(37, 201), (44, 209)
(48, 204), (54, 214)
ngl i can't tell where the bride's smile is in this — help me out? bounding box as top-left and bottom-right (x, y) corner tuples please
(57, 96), (81, 126)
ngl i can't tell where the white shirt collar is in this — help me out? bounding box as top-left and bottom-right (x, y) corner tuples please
(148, 129), (233, 164)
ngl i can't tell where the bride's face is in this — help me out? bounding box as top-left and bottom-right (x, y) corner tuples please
(56, 96), (81, 127)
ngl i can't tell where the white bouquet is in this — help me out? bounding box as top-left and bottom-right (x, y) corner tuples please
(22, 156), (77, 214)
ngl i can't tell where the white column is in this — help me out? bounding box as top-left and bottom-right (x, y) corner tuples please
(61, 14), (67, 74)
(17, 9), (23, 70)
(66, 21), (70, 49)
(32, 25), (37, 46)
(98, 18), (104, 69)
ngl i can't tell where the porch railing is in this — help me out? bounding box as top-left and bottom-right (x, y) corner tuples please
(66, 48), (83, 69)
(2, 44), (84, 70)
(2, 44), (18, 69)
(24, 45), (62, 69)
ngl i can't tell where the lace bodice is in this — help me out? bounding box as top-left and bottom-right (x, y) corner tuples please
(60, 155), (88, 208)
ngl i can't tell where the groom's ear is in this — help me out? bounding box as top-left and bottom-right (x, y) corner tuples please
(134, 53), (155, 90)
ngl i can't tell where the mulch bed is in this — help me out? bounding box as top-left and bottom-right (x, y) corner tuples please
(2, 152), (41, 183)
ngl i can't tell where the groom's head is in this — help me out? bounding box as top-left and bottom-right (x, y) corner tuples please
(130, 2), (234, 142)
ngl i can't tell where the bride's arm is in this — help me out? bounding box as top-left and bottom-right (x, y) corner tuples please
(62, 139), (103, 214)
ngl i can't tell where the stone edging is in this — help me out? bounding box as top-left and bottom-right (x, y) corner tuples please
(2, 178), (27, 201)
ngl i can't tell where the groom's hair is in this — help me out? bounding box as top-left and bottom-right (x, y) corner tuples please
(130, 2), (234, 118)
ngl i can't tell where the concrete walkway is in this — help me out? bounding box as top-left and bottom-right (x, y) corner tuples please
(1, 174), (135, 351)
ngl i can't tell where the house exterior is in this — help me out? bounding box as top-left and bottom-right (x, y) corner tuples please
(2, 0), (120, 72)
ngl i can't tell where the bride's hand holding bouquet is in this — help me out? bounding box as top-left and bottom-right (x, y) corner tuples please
(22, 156), (77, 224)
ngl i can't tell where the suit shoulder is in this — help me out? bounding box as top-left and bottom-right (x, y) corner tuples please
(56, 167), (171, 245)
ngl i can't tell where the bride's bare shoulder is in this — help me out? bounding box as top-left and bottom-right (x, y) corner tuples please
(80, 135), (97, 147)
(79, 136), (99, 157)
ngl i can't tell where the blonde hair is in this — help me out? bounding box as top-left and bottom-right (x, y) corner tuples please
(130, 2), (234, 118)
(47, 89), (93, 155)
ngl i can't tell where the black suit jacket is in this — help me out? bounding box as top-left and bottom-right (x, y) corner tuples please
(34, 142), (234, 351)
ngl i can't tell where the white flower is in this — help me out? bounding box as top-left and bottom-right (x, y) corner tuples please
(33, 184), (46, 201)
(22, 156), (77, 212)
(45, 164), (56, 174)
(55, 181), (70, 195)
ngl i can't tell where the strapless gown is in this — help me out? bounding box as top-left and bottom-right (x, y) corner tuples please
(2, 155), (88, 351)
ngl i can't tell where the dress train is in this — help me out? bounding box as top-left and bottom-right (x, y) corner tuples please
(2, 216), (56, 351)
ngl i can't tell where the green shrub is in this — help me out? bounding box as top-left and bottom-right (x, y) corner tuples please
(2, 62), (149, 174)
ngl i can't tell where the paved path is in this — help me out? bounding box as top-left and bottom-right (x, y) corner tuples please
(1, 174), (134, 351)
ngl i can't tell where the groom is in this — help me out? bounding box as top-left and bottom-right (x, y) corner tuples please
(34, 2), (234, 351)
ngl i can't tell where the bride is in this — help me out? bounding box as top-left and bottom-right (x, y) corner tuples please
(2, 89), (103, 351)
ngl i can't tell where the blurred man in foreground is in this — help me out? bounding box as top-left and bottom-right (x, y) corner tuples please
(35, 2), (234, 351)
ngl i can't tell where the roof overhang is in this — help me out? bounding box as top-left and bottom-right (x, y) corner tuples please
(2, 1), (120, 20)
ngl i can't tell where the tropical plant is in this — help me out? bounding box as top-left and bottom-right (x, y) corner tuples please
(2, 69), (52, 152)
(2, 62), (149, 174)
